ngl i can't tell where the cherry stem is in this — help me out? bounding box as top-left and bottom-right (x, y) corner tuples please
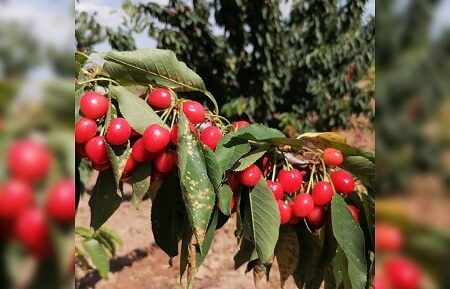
(271, 151), (277, 182)
(169, 109), (178, 129)
(305, 164), (316, 194)
(77, 77), (120, 86)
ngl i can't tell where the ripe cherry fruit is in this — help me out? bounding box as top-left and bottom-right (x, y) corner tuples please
(75, 117), (97, 143)
(277, 200), (292, 225)
(92, 160), (111, 172)
(85, 136), (108, 165)
(131, 138), (153, 163)
(120, 156), (137, 181)
(385, 258), (421, 289)
(234, 120), (249, 130)
(142, 124), (170, 153)
(347, 205), (359, 221)
(7, 140), (52, 182)
(375, 223), (404, 252)
(15, 207), (52, 259)
(238, 164), (262, 187)
(154, 151), (177, 173)
(267, 180), (284, 200)
(311, 181), (333, 206)
(322, 148), (344, 166)
(227, 173), (240, 192)
(79, 91), (108, 120)
(46, 179), (75, 223)
(147, 88), (172, 109)
(374, 274), (388, 289)
(278, 168), (303, 193)
(292, 193), (314, 217)
(200, 126), (223, 150)
(170, 125), (178, 145)
(182, 100), (205, 124)
(306, 206), (327, 229)
(105, 118), (131, 146)
(330, 170), (355, 195)
(0, 180), (33, 220)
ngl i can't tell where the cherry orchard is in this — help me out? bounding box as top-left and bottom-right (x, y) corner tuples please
(75, 48), (375, 289)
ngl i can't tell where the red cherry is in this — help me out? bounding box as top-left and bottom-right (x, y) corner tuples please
(311, 181), (333, 206)
(292, 193), (314, 217)
(131, 138), (153, 162)
(0, 180), (33, 219)
(15, 207), (52, 259)
(347, 205), (359, 221)
(306, 206), (327, 229)
(85, 136), (108, 165)
(322, 148), (344, 166)
(385, 258), (421, 289)
(105, 118), (131, 146)
(75, 117), (97, 143)
(7, 140), (52, 182)
(182, 100), (205, 124)
(142, 124), (170, 153)
(120, 156), (137, 181)
(234, 120), (249, 130)
(79, 91), (108, 119)
(170, 125), (178, 145)
(277, 200), (293, 225)
(147, 88), (172, 109)
(238, 164), (262, 187)
(92, 160), (111, 172)
(278, 168), (303, 193)
(289, 215), (301, 225)
(200, 126), (223, 150)
(374, 274), (388, 289)
(375, 223), (404, 252)
(227, 173), (240, 192)
(46, 179), (75, 223)
(266, 180), (284, 200)
(154, 151), (177, 173)
(330, 170), (355, 195)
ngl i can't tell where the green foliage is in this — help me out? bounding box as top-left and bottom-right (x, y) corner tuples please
(75, 0), (374, 131)
(76, 48), (374, 288)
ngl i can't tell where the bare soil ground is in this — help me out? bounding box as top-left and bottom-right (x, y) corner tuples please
(75, 125), (375, 289)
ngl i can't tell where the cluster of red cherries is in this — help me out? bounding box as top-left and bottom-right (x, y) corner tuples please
(227, 147), (359, 229)
(374, 223), (422, 289)
(0, 139), (75, 259)
(76, 87), (240, 181)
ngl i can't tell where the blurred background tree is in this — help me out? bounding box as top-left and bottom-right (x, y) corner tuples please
(75, 0), (375, 133)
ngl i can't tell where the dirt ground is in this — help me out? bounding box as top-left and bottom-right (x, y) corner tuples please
(75, 125), (375, 289)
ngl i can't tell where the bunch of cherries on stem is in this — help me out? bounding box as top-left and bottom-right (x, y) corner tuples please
(0, 139), (75, 260)
(227, 147), (359, 230)
(76, 87), (248, 183)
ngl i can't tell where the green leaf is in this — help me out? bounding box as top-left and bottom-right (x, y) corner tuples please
(75, 226), (93, 239)
(75, 51), (88, 76)
(258, 137), (306, 149)
(106, 142), (131, 195)
(218, 184), (233, 216)
(89, 169), (122, 230)
(331, 195), (367, 289)
(101, 48), (213, 95)
(109, 85), (163, 134)
(202, 146), (222, 191)
(340, 155), (375, 189)
(97, 227), (123, 247)
(131, 162), (152, 206)
(276, 226), (300, 288)
(95, 233), (117, 256)
(249, 178), (280, 263)
(177, 112), (215, 247)
(82, 239), (110, 279)
(233, 145), (271, 171)
(151, 172), (182, 258)
(215, 124), (283, 173)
